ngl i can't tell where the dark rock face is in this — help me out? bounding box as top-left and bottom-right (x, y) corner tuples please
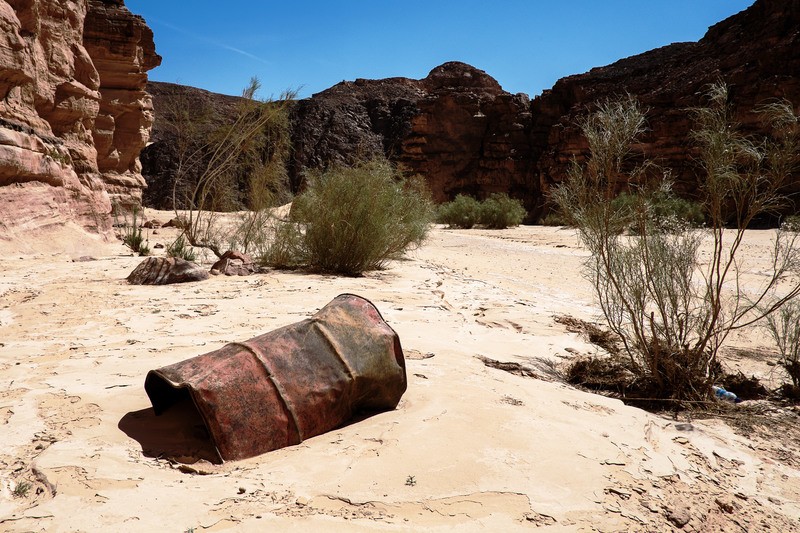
(286, 0), (800, 220)
(141, 82), (243, 209)
(288, 76), (424, 193)
(127, 256), (209, 285)
(531, 0), (800, 218)
(289, 62), (537, 207)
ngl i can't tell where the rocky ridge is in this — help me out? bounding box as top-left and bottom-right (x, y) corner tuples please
(0, 0), (159, 247)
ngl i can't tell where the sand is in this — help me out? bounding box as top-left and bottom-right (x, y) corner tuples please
(1, 214), (799, 532)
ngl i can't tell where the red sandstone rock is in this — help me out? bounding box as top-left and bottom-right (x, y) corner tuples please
(531, 0), (800, 219)
(210, 250), (257, 276)
(0, 0), (159, 248)
(142, 0), (798, 223)
(84, 0), (161, 211)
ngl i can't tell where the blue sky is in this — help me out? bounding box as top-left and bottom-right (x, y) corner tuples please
(125, 1), (755, 100)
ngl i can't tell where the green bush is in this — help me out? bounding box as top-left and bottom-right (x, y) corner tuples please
(436, 194), (482, 228)
(479, 193), (527, 229)
(115, 206), (150, 256)
(437, 193), (527, 229)
(539, 209), (571, 227)
(258, 218), (305, 270)
(166, 234), (197, 262)
(283, 159), (434, 275)
(782, 215), (800, 232)
(611, 188), (705, 234)
(552, 86), (800, 404)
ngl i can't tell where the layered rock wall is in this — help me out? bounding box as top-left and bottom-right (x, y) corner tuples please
(0, 0), (158, 247)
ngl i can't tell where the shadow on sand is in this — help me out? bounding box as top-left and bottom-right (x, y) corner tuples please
(118, 397), (221, 464)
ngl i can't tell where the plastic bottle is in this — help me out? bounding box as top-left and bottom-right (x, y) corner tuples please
(712, 386), (740, 403)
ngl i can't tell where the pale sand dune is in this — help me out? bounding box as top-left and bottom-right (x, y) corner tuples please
(1, 216), (799, 531)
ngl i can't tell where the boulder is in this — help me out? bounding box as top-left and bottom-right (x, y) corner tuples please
(127, 256), (209, 285)
(210, 250), (257, 276)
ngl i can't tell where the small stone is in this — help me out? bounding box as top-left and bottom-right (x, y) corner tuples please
(666, 507), (692, 528)
(296, 497), (309, 507)
(715, 497), (738, 514)
(238, 487), (246, 494)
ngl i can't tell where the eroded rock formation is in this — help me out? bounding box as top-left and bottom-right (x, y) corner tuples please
(0, 0), (159, 247)
(289, 62), (537, 205)
(85, 0), (161, 211)
(140, 0), (797, 223)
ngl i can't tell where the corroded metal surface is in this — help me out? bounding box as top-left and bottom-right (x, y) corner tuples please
(144, 294), (406, 461)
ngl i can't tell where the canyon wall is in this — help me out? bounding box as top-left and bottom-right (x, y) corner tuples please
(285, 0), (798, 220)
(289, 62), (538, 205)
(530, 0), (800, 218)
(0, 0), (158, 247)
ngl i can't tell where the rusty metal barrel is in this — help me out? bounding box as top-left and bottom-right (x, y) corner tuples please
(144, 294), (407, 461)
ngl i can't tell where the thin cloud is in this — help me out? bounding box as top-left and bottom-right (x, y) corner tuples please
(151, 18), (272, 66)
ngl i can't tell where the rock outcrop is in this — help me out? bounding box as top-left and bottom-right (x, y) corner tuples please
(289, 62), (537, 205)
(140, 0), (798, 222)
(141, 81), (243, 209)
(531, 0), (800, 218)
(0, 0), (159, 248)
(84, 0), (161, 211)
(127, 256), (209, 285)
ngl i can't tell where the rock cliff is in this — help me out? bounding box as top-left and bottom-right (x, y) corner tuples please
(140, 0), (797, 223)
(0, 0), (159, 247)
(285, 0), (798, 220)
(531, 0), (800, 218)
(289, 62), (537, 205)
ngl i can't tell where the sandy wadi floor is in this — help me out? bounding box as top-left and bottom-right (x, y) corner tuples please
(1, 218), (799, 531)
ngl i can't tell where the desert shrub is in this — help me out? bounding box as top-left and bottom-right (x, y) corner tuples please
(437, 193), (527, 229)
(436, 195), (482, 228)
(782, 215), (800, 233)
(762, 299), (800, 389)
(478, 193), (527, 229)
(280, 158), (434, 275)
(166, 234), (197, 262)
(611, 188), (705, 234)
(256, 218), (306, 270)
(165, 78), (296, 258)
(552, 86), (800, 405)
(539, 209), (571, 227)
(13, 480), (31, 498)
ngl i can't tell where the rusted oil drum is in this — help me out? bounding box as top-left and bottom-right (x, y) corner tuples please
(144, 294), (406, 461)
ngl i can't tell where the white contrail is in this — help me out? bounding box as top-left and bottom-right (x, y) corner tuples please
(151, 18), (272, 66)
